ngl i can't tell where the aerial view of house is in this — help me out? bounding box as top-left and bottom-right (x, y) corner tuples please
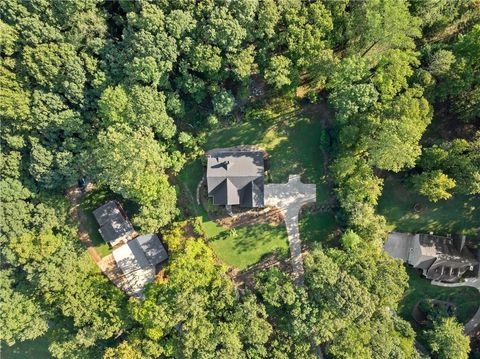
(93, 200), (136, 247)
(2, 2), (479, 359)
(206, 148), (265, 208)
(385, 232), (479, 282)
(113, 234), (169, 296)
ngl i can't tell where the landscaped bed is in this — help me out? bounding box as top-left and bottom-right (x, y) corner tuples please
(399, 267), (480, 326)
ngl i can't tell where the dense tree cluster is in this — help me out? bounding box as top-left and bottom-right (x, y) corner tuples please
(1, 0), (477, 358)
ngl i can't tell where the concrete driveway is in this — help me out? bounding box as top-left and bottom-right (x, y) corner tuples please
(264, 174), (316, 285)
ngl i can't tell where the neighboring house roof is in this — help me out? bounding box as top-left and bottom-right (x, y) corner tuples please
(112, 234), (168, 295)
(98, 212), (135, 244)
(206, 150), (265, 207)
(384, 232), (479, 282)
(418, 234), (476, 264)
(93, 201), (135, 244)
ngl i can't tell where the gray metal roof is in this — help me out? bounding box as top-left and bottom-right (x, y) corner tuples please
(136, 233), (169, 266)
(112, 234), (168, 295)
(98, 211), (134, 243)
(93, 200), (121, 226)
(206, 150), (264, 207)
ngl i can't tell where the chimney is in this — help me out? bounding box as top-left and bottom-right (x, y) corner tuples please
(224, 160), (231, 169)
(458, 235), (466, 252)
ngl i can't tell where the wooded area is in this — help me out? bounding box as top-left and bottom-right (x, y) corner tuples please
(1, 0), (479, 358)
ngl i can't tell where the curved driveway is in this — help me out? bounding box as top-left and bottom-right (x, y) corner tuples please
(264, 174), (316, 286)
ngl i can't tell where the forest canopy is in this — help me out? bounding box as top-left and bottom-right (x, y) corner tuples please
(1, 0), (478, 358)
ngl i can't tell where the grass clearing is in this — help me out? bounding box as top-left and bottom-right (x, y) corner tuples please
(177, 100), (334, 269)
(209, 224), (289, 270)
(399, 267), (480, 325)
(1, 336), (51, 359)
(205, 112), (330, 203)
(378, 176), (480, 237)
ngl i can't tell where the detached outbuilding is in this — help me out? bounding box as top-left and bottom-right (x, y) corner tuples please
(206, 148), (265, 208)
(384, 232), (479, 282)
(93, 200), (136, 247)
(112, 233), (168, 296)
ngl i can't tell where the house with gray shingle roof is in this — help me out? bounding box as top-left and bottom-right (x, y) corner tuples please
(113, 233), (168, 296)
(384, 232), (479, 282)
(206, 149), (265, 208)
(93, 201), (136, 246)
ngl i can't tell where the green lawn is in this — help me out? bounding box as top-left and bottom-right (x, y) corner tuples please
(177, 101), (334, 270)
(209, 224), (289, 270)
(79, 188), (139, 258)
(204, 107), (331, 203)
(2, 336), (51, 359)
(299, 211), (337, 244)
(399, 267), (480, 325)
(378, 176), (480, 237)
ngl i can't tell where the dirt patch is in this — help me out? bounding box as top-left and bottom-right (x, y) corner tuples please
(66, 184), (102, 263)
(217, 207), (284, 228)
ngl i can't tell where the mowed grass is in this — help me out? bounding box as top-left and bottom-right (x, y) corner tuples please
(399, 267), (480, 325)
(378, 176), (480, 237)
(209, 224), (289, 270)
(177, 101), (334, 269)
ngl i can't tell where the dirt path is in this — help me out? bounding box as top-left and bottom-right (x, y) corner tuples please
(66, 185), (102, 263)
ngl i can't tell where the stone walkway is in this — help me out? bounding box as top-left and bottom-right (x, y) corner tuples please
(264, 174), (316, 286)
(432, 278), (480, 335)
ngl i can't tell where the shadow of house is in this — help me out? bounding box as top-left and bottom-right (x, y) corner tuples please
(112, 233), (168, 297)
(385, 232), (479, 283)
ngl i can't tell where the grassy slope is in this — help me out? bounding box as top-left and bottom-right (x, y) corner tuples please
(177, 102), (335, 269)
(399, 267), (480, 325)
(378, 176), (480, 237)
(209, 224), (289, 270)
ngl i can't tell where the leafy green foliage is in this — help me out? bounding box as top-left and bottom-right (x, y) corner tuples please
(412, 170), (456, 202)
(425, 317), (470, 359)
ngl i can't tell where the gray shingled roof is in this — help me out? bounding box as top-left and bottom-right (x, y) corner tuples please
(98, 211), (134, 243)
(136, 233), (169, 266)
(206, 150), (264, 207)
(93, 200), (121, 227)
(419, 234), (477, 264)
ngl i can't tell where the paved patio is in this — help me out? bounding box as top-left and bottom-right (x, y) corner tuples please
(264, 174), (316, 285)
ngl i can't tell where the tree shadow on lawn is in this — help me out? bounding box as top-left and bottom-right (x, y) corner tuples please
(378, 176), (480, 236)
(209, 223), (289, 269)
